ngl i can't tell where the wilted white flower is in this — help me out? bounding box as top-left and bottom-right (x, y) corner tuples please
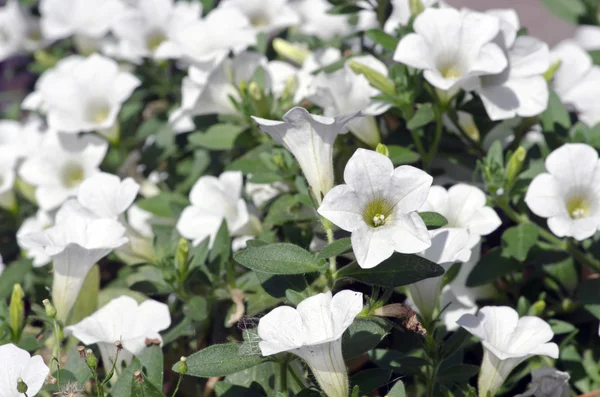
(550, 40), (600, 127)
(0, 0), (45, 61)
(65, 296), (171, 372)
(0, 343), (50, 397)
(218, 0), (299, 35)
(253, 107), (360, 204)
(515, 367), (570, 397)
(319, 149), (432, 268)
(18, 131), (108, 210)
(177, 171), (252, 246)
(310, 55), (391, 147)
(22, 54), (140, 133)
(258, 290), (363, 397)
(393, 8), (507, 96)
(17, 210), (53, 267)
(457, 306), (559, 397)
(525, 143), (600, 241)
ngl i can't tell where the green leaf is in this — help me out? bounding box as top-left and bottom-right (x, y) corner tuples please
(343, 318), (390, 359)
(540, 0), (585, 23)
(365, 29), (399, 50)
(137, 345), (164, 389)
(184, 296), (209, 322)
(336, 254), (444, 287)
(388, 381), (406, 397)
(214, 382), (265, 397)
(188, 124), (245, 150)
(407, 104), (434, 130)
(549, 319), (576, 334)
(64, 347), (92, 385)
(130, 375), (165, 397)
(209, 220), (231, 265)
(418, 212), (448, 230)
(317, 238), (352, 260)
(0, 259), (32, 299)
(328, 4), (363, 14)
(263, 194), (316, 227)
(466, 247), (522, 287)
(436, 364), (479, 384)
(540, 89), (571, 131)
(501, 224), (539, 261)
(387, 145), (420, 165)
(175, 344), (267, 377)
(137, 192), (189, 218)
(350, 368), (392, 394)
(234, 243), (323, 275)
(109, 359), (142, 397)
(255, 271), (309, 299)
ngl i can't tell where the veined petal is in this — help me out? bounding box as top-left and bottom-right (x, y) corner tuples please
(318, 184), (364, 232)
(387, 212), (431, 254)
(525, 173), (565, 218)
(258, 306), (309, 355)
(351, 223), (395, 269)
(343, 148), (394, 204)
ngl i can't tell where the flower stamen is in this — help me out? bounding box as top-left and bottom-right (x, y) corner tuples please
(567, 196), (590, 219)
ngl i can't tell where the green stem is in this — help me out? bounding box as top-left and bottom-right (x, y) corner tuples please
(568, 240), (600, 272)
(288, 364), (305, 390)
(171, 373), (183, 397)
(409, 128), (428, 162)
(279, 361), (288, 394)
(424, 105), (444, 170)
(376, 0), (389, 28)
(100, 348), (121, 386)
(52, 320), (62, 389)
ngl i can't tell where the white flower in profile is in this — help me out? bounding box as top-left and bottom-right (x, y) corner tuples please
(253, 107), (360, 204)
(407, 228), (471, 321)
(159, 7), (256, 66)
(18, 131), (108, 211)
(515, 367), (570, 397)
(310, 55), (392, 147)
(22, 54), (140, 133)
(17, 210), (53, 267)
(475, 10), (550, 120)
(0, 0), (45, 61)
(0, 343), (50, 397)
(76, 172), (140, 220)
(575, 25), (600, 51)
(457, 306), (559, 397)
(393, 8), (507, 95)
(19, 202), (128, 320)
(107, 0), (202, 62)
(177, 171), (251, 247)
(550, 40), (600, 127)
(318, 149), (432, 269)
(525, 143), (600, 241)
(258, 290), (363, 397)
(218, 0), (299, 35)
(420, 184), (501, 248)
(384, 0), (440, 33)
(65, 296), (171, 372)
(115, 204), (157, 265)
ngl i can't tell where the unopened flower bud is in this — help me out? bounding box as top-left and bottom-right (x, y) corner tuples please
(505, 146), (526, 190)
(43, 299), (57, 319)
(543, 60), (562, 82)
(528, 300), (546, 317)
(373, 303), (411, 318)
(177, 356), (188, 375)
(272, 38), (310, 65)
(9, 284), (25, 341)
(85, 349), (98, 369)
(375, 143), (389, 158)
(409, 0), (425, 16)
(176, 238), (189, 277)
(17, 378), (28, 393)
(347, 60), (395, 96)
(248, 81), (271, 118)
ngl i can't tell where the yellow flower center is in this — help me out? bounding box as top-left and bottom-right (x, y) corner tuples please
(567, 196), (590, 219)
(440, 65), (462, 79)
(363, 198), (394, 228)
(250, 15), (269, 27)
(87, 102), (111, 124)
(27, 29), (42, 42)
(62, 163), (84, 188)
(146, 31), (167, 52)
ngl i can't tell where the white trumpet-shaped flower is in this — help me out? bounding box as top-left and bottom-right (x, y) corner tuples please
(20, 204), (128, 321)
(18, 130), (108, 210)
(318, 149), (432, 269)
(65, 296), (171, 372)
(253, 107), (360, 204)
(393, 8), (507, 94)
(76, 172), (140, 220)
(310, 55), (391, 147)
(525, 143), (600, 241)
(0, 0), (45, 61)
(408, 228), (471, 321)
(457, 306), (559, 397)
(22, 54), (140, 133)
(515, 367), (570, 397)
(177, 171), (251, 247)
(0, 343), (50, 397)
(258, 290), (363, 397)
(17, 210), (53, 267)
(218, 0), (299, 35)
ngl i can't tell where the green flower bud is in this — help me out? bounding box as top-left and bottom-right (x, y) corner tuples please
(43, 299), (57, 319)
(347, 60), (395, 96)
(176, 238), (189, 277)
(375, 143), (389, 157)
(505, 146), (526, 190)
(248, 81), (271, 118)
(9, 284), (24, 341)
(272, 38), (310, 65)
(85, 349), (98, 370)
(17, 377), (28, 393)
(409, 0), (425, 16)
(544, 60), (562, 82)
(177, 356), (188, 375)
(528, 300), (546, 317)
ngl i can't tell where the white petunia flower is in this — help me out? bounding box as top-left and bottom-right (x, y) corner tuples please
(550, 40), (600, 127)
(253, 107), (360, 204)
(293, 47), (342, 103)
(475, 10), (550, 120)
(17, 210), (53, 267)
(515, 367), (570, 397)
(18, 130), (108, 211)
(258, 290), (363, 397)
(575, 25), (600, 51)
(393, 8), (507, 95)
(420, 184), (501, 248)
(246, 180), (290, 208)
(22, 54), (140, 134)
(115, 204), (157, 265)
(0, 117), (46, 160)
(0, 0), (45, 61)
(408, 228), (471, 321)
(107, 0), (202, 62)
(384, 0), (441, 33)
(218, 0), (299, 35)
(310, 55), (392, 147)
(65, 296), (171, 373)
(525, 143), (600, 241)
(20, 203), (128, 320)
(0, 343), (50, 397)
(457, 306), (559, 397)
(76, 172), (140, 220)
(318, 149), (432, 269)
(177, 171), (251, 247)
